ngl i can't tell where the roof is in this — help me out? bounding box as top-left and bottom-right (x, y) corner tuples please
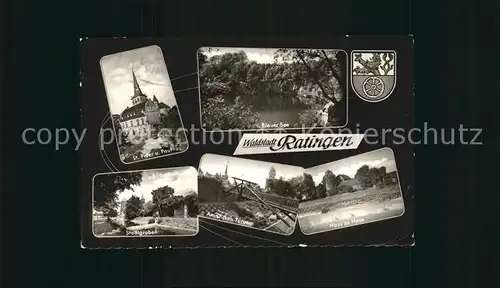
(120, 102), (146, 120)
(120, 99), (170, 121)
(387, 171), (398, 178)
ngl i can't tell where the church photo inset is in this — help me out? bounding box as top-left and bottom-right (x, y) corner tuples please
(100, 45), (188, 164)
(197, 154), (304, 236)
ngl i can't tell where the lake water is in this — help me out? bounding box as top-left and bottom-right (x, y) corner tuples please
(255, 109), (302, 128)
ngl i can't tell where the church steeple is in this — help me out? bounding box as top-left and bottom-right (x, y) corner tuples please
(130, 69), (147, 105)
(224, 161), (228, 176)
(132, 70), (143, 97)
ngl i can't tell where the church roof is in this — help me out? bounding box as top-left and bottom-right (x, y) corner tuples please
(120, 102), (147, 120)
(120, 100), (170, 121)
(131, 70), (146, 99)
(121, 70), (170, 120)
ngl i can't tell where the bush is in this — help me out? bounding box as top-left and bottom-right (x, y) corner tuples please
(227, 202), (255, 219)
(298, 109), (322, 127)
(321, 207), (330, 214)
(253, 218), (269, 228)
(148, 218), (155, 224)
(337, 185), (355, 194)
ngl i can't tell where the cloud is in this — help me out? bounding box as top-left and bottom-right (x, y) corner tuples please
(200, 47), (286, 64)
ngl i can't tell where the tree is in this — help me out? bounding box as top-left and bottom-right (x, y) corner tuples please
(265, 167), (277, 192)
(124, 195), (143, 220)
(163, 195), (184, 216)
(369, 168), (382, 188)
(288, 175), (305, 199)
(151, 185), (175, 216)
(143, 201), (156, 217)
(355, 165), (373, 189)
(105, 209), (118, 217)
(268, 167), (276, 180)
(198, 174), (225, 202)
(299, 173), (316, 200)
(354, 165), (388, 189)
(322, 170), (337, 192)
(183, 192), (199, 217)
(93, 172), (143, 213)
(272, 177), (290, 197)
(315, 183), (327, 199)
(275, 49), (346, 125)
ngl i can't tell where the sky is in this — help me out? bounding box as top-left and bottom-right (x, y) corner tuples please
(99, 45), (177, 114)
(305, 148), (398, 185)
(199, 47), (286, 64)
(115, 166), (197, 203)
(199, 154), (304, 188)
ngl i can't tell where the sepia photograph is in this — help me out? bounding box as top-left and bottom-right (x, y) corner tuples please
(100, 45), (188, 164)
(197, 47), (347, 131)
(297, 148), (405, 235)
(92, 167), (199, 237)
(198, 154), (307, 235)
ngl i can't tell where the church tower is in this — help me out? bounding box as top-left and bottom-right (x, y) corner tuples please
(131, 70), (148, 105)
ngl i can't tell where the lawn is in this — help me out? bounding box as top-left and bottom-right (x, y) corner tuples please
(199, 201), (295, 234)
(93, 219), (115, 235)
(298, 185), (405, 235)
(299, 185), (402, 214)
(132, 216), (198, 231)
(93, 216), (198, 237)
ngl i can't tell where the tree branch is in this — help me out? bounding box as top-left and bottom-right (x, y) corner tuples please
(295, 50), (338, 104)
(320, 50), (342, 84)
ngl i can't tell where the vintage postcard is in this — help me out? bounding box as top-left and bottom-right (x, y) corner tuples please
(298, 148), (405, 235)
(198, 154), (304, 235)
(99, 45), (188, 164)
(92, 167), (199, 237)
(197, 47), (347, 131)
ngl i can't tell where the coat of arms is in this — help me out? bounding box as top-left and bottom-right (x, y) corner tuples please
(351, 50), (396, 102)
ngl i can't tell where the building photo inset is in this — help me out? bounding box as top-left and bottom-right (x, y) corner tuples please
(298, 148), (405, 235)
(100, 45), (188, 164)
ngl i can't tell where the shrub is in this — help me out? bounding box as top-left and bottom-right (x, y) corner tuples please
(148, 218), (155, 224)
(253, 218), (269, 228)
(298, 109), (322, 127)
(321, 207), (330, 214)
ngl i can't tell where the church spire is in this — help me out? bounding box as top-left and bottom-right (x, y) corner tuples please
(224, 161), (228, 176)
(132, 69), (143, 98)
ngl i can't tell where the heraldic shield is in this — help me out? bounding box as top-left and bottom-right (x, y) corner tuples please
(351, 50), (396, 102)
